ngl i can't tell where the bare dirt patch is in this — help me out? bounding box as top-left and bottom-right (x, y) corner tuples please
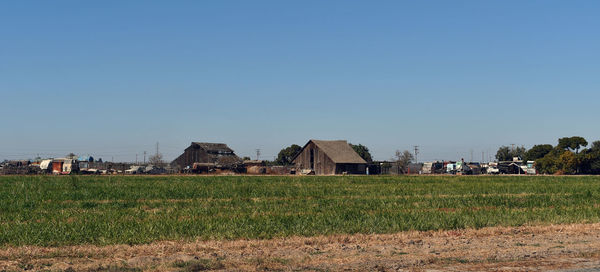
(2, 223), (600, 271)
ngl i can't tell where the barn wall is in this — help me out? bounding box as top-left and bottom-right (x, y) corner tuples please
(293, 142), (312, 171)
(173, 146), (210, 168)
(293, 142), (336, 175)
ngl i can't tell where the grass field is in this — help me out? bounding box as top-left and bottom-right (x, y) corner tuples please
(1, 175), (600, 247)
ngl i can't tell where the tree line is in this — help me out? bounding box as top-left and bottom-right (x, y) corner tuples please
(497, 136), (600, 175)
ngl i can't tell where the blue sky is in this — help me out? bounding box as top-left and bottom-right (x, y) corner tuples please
(1, 1), (599, 162)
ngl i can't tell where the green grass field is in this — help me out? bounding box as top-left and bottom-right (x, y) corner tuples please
(1, 175), (600, 247)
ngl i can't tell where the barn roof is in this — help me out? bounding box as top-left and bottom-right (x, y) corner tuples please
(191, 142), (234, 153)
(296, 140), (367, 164)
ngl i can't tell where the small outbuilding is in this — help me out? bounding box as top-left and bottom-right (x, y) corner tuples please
(291, 140), (367, 175)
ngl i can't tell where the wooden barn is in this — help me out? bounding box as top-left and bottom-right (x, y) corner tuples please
(171, 142), (241, 169)
(292, 140), (367, 175)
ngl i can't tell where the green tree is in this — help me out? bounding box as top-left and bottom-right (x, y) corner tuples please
(495, 145), (527, 161)
(524, 144), (553, 161)
(558, 151), (578, 175)
(495, 146), (511, 161)
(579, 141), (600, 174)
(590, 153), (600, 174)
(591, 141), (600, 152)
(350, 143), (373, 163)
(535, 153), (559, 174)
(274, 144), (302, 165)
(557, 136), (588, 153)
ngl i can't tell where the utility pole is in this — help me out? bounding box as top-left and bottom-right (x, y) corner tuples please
(482, 151), (484, 163)
(136, 154), (138, 164)
(470, 149), (473, 162)
(156, 142), (159, 156)
(143, 151), (146, 164)
(255, 149), (261, 160)
(413, 146), (419, 163)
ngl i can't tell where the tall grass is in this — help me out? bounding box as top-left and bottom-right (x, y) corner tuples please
(1, 175), (599, 246)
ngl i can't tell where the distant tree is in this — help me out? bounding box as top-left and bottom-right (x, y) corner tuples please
(558, 151), (578, 175)
(66, 153), (77, 159)
(524, 144), (553, 161)
(589, 146), (600, 174)
(148, 153), (165, 167)
(350, 143), (373, 163)
(591, 141), (600, 152)
(274, 144), (302, 165)
(535, 152), (558, 174)
(496, 145), (526, 161)
(558, 136), (588, 153)
(578, 141), (600, 174)
(395, 150), (414, 174)
(242, 156), (251, 161)
(495, 146), (511, 161)
(535, 138), (593, 175)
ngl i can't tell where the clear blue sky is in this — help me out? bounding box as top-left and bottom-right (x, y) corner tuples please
(1, 1), (599, 162)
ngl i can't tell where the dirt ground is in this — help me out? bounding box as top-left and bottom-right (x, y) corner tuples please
(2, 223), (600, 271)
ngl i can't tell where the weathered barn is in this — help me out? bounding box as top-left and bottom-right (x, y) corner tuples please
(292, 140), (367, 175)
(171, 142), (241, 169)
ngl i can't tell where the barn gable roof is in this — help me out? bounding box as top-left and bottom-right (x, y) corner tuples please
(294, 140), (367, 164)
(191, 142), (234, 153)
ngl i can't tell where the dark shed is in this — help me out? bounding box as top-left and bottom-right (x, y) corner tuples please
(292, 140), (367, 175)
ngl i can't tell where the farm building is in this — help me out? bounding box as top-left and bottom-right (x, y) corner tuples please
(244, 160), (267, 174)
(292, 140), (367, 175)
(38, 158), (78, 174)
(171, 142), (241, 169)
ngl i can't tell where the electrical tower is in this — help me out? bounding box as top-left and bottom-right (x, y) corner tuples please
(256, 149), (261, 160)
(413, 146), (419, 163)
